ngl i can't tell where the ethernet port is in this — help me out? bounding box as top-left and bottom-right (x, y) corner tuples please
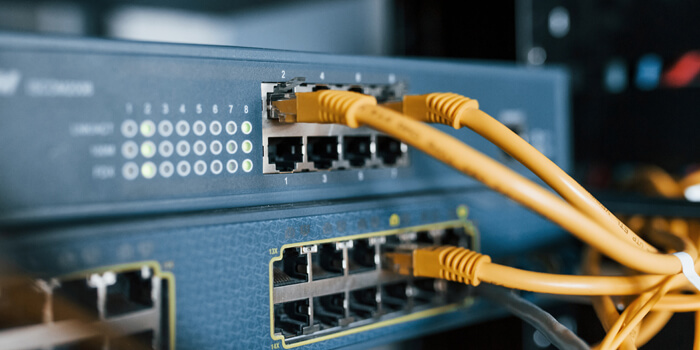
(105, 269), (154, 317)
(274, 299), (313, 337)
(0, 281), (44, 330)
(314, 243), (344, 280)
(268, 137), (304, 172)
(274, 247), (309, 286)
(312, 84), (330, 91)
(440, 227), (470, 248)
(54, 279), (98, 321)
(307, 137), (339, 170)
(413, 278), (443, 305)
(376, 136), (404, 165)
(381, 282), (409, 312)
(314, 293), (347, 327)
(415, 231), (434, 244)
(349, 287), (379, 320)
(343, 136), (372, 167)
(350, 239), (376, 273)
(348, 86), (364, 93)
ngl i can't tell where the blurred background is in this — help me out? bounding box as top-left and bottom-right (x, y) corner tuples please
(2, 0), (699, 348)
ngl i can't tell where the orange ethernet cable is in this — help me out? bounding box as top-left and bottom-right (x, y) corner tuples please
(271, 90), (689, 275)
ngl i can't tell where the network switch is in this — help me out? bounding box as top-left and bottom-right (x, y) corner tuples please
(0, 33), (570, 349)
(0, 33), (568, 223)
(0, 190), (563, 349)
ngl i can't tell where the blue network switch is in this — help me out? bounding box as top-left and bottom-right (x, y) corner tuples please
(0, 33), (570, 349)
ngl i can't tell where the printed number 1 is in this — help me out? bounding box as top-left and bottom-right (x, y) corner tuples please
(284, 177), (288, 185)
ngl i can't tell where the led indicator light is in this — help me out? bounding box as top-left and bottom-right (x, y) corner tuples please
(242, 140), (253, 154)
(226, 121), (237, 135)
(140, 120), (156, 137)
(226, 140), (238, 154)
(241, 121), (252, 135)
(211, 160), (223, 174)
(141, 162), (157, 179)
(242, 159), (253, 172)
(121, 120), (138, 138)
(122, 162), (139, 180)
(140, 141), (156, 158)
(193, 120), (206, 136)
(210, 121), (222, 135)
(158, 120), (173, 137)
(227, 159), (238, 173)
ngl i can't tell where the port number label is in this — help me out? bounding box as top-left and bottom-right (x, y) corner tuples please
(162, 103), (169, 115)
(358, 171), (364, 181)
(320, 71), (325, 80)
(144, 102), (152, 115)
(281, 70), (286, 79)
(284, 177), (288, 185)
(196, 104), (202, 114)
(179, 104), (186, 114)
(271, 343), (280, 349)
(244, 105), (249, 114)
(212, 104), (218, 114)
(269, 248), (278, 255)
(322, 174), (327, 183)
(355, 72), (361, 82)
(229, 104), (234, 113)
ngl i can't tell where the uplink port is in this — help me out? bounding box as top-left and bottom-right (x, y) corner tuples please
(347, 86), (364, 94)
(274, 247), (309, 286)
(350, 238), (376, 273)
(314, 293), (348, 327)
(349, 287), (379, 320)
(1, 263), (172, 350)
(0, 281), (45, 330)
(268, 137), (304, 172)
(376, 136), (404, 165)
(381, 282), (410, 312)
(54, 279), (98, 321)
(274, 299), (313, 337)
(307, 137), (339, 170)
(105, 269), (154, 317)
(440, 227), (471, 248)
(343, 136), (372, 167)
(314, 243), (344, 280)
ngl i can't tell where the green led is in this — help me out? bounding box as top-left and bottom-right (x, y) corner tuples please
(242, 140), (253, 154)
(140, 120), (155, 137)
(140, 141), (156, 158)
(227, 140), (237, 154)
(241, 121), (252, 135)
(141, 162), (157, 179)
(242, 159), (253, 172)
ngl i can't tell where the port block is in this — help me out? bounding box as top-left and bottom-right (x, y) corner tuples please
(0, 263), (172, 350)
(270, 221), (475, 345)
(262, 80), (410, 174)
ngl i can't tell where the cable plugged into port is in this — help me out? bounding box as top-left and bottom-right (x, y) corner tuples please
(270, 222), (475, 345)
(261, 79), (409, 174)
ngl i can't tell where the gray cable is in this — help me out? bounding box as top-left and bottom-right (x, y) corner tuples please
(477, 283), (590, 350)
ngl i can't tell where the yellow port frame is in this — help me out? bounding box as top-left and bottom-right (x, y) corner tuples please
(60, 261), (176, 350)
(269, 219), (478, 348)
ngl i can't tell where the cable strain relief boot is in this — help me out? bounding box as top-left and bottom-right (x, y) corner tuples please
(404, 93), (479, 129)
(413, 246), (491, 286)
(296, 90), (377, 128)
